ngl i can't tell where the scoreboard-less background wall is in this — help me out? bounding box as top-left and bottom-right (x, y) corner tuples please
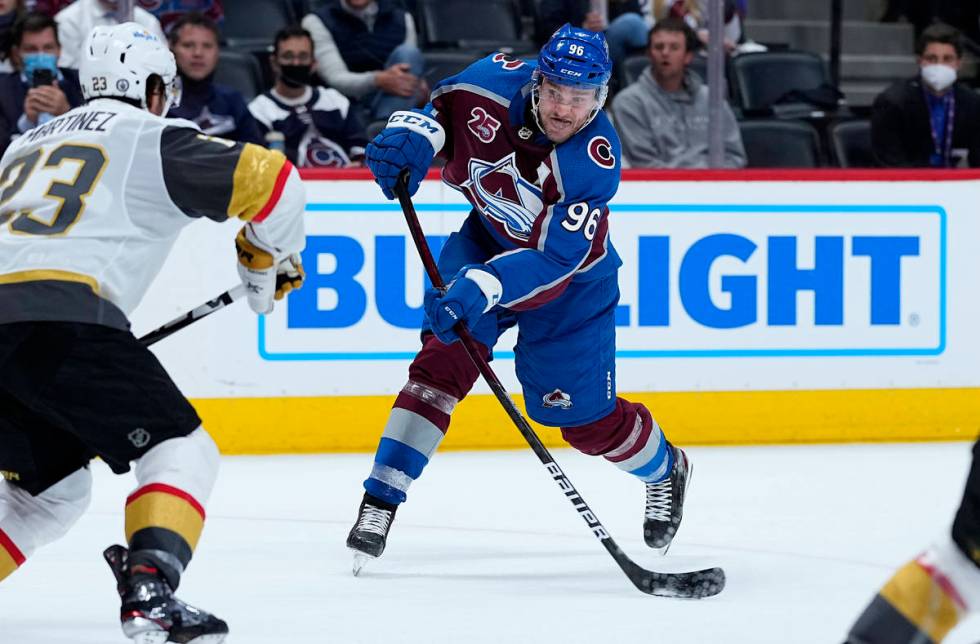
(131, 169), (980, 454)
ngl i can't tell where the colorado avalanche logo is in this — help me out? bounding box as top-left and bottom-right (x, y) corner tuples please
(492, 52), (525, 70)
(542, 389), (573, 409)
(467, 107), (501, 143)
(587, 136), (616, 170)
(300, 134), (351, 168)
(461, 153), (544, 241)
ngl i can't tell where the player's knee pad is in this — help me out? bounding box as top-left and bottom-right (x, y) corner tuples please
(561, 398), (647, 454)
(409, 334), (484, 402)
(133, 426), (219, 504)
(0, 466), (92, 556)
(561, 399), (671, 482)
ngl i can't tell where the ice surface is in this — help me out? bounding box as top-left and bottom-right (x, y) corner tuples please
(2, 442), (978, 643)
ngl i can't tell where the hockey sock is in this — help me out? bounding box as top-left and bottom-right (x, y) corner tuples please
(364, 336), (483, 505)
(0, 527), (25, 582)
(562, 399), (675, 483)
(849, 547), (971, 643)
(364, 380), (458, 505)
(126, 428), (219, 590)
(125, 483), (205, 590)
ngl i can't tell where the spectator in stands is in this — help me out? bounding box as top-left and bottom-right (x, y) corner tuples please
(301, 0), (427, 123)
(0, 0), (25, 73)
(611, 17), (745, 168)
(0, 11), (83, 156)
(248, 25), (368, 168)
(166, 12), (262, 144)
(535, 1), (653, 75)
(54, 0), (165, 68)
(136, 0), (223, 34)
(654, 0), (742, 54)
(871, 23), (980, 168)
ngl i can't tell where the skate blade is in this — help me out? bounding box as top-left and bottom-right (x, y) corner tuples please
(351, 550), (377, 576)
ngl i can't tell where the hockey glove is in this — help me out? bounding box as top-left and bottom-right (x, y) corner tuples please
(236, 227), (305, 314)
(365, 110), (445, 199)
(423, 266), (503, 344)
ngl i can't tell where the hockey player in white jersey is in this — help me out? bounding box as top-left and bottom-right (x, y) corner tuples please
(0, 23), (306, 644)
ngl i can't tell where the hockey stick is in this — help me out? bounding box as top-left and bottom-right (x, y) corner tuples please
(393, 171), (725, 599)
(139, 284), (246, 347)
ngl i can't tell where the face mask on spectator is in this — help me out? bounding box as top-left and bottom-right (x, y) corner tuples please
(921, 64), (957, 93)
(22, 52), (58, 78)
(280, 64), (313, 88)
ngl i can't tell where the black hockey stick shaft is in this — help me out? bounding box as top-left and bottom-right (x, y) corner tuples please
(139, 284), (246, 347)
(394, 171), (724, 598)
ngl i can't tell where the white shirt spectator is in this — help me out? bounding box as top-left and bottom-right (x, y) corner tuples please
(55, 0), (165, 69)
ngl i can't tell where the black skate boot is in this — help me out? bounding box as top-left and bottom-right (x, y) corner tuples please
(643, 446), (692, 555)
(347, 493), (398, 575)
(104, 545), (229, 644)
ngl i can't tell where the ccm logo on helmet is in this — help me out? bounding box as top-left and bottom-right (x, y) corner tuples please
(588, 136), (615, 169)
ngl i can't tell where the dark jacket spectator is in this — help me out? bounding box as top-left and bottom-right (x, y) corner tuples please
(248, 25), (368, 167)
(0, 0), (25, 73)
(301, 0), (426, 122)
(165, 12), (262, 144)
(871, 78), (980, 167)
(0, 11), (83, 157)
(871, 23), (980, 167)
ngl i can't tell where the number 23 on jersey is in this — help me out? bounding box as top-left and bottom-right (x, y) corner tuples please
(0, 143), (108, 236)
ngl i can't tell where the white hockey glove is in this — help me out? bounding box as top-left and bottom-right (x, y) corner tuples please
(235, 227), (305, 314)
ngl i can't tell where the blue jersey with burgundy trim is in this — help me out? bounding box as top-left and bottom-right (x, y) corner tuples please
(426, 53), (622, 311)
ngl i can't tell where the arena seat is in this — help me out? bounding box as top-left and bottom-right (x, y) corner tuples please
(422, 50), (482, 86)
(213, 50), (265, 101)
(738, 118), (822, 167)
(828, 119), (873, 168)
(730, 50), (838, 114)
(221, 0), (296, 49)
(416, 0), (533, 54)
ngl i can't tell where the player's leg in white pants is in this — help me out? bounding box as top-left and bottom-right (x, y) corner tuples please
(0, 466), (92, 582)
(124, 426), (220, 590)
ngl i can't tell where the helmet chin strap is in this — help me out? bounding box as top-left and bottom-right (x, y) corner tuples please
(530, 70), (608, 141)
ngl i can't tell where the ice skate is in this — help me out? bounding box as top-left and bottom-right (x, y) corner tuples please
(643, 446), (692, 555)
(347, 493), (398, 575)
(104, 545), (228, 644)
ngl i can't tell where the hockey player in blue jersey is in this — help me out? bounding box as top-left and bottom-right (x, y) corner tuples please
(347, 24), (694, 570)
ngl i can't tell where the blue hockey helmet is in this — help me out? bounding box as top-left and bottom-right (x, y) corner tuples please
(537, 23), (613, 90)
(532, 24), (612, 138)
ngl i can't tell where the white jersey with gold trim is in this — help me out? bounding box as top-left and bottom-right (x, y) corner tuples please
(0, 98), (305, 328)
